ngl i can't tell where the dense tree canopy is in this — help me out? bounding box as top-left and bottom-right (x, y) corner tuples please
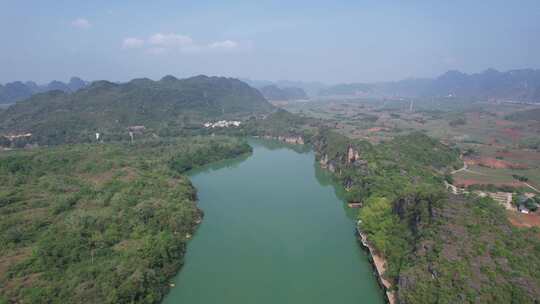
(0, 136), (251, 303)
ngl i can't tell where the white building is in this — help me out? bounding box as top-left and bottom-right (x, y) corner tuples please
(203, 120), (242, 128)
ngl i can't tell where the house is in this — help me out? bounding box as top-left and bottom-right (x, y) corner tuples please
(128, 125), (146, 132)
(6, 133), (32, 140)
(202, 120), (242, 128)
(516, 194), (539, 214)
(518, 205), (530, 214)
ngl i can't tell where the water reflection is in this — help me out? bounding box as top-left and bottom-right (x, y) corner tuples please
(248, 137), (311, 154)
(163, 137), (383, 304)
(187, 153), (251, 176)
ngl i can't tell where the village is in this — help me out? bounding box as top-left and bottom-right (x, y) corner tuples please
(457, 186), (540, 230)
(203, 120), (242, 128)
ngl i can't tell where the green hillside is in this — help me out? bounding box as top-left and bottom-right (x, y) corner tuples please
(252, 113), (540, 303)
(0, 75), (273, 145)
(0, 136), (251, 303)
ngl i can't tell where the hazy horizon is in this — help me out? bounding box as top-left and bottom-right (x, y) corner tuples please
(2, 1), (540, 84)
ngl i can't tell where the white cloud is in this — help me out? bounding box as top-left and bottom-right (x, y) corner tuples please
(122, 37), (145, 49)
(121, 33), (243, 54)
(71, 18), (91, 29)
(148, 33), (194, 48)
(209, 40), (238, 49)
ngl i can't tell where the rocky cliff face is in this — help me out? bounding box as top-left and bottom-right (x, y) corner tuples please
(311, 130), (538, 303)
(313, 135), (370, 189)
(392, 192), (441, 238)
(347, 145), (360, 164)
(318, 153), (339, 173)
(319, 153), (329, 167)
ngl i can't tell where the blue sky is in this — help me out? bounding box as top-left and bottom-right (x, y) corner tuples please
(1, 0), (539, 84)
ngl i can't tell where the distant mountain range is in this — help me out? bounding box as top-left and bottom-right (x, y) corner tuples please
(242, 79), (326, 98)
(0, 75), (273, 145)
(259, 85), (308, 101)
(3, 68), (539, 107)
(0, 77), (88, 104)
(319, 69), (540, 102)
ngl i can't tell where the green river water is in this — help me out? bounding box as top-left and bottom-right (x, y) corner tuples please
(162, 139), (384, 303)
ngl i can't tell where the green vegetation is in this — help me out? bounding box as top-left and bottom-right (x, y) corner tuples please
(2, 78), (540, 304)
(512, 174), (529, 182)
(313, 130), (460, 201)
(280, 123), (540, 303)
(168, 140), (251, 173)
(519, 137), (540, 151)
(394, 193), (540, 303)
(244, 109), (318, 138)
(318, 131), (540, 303)
(0, 136), (251, 303)
(448, 116), (466, 127)
(524, 198), (539, 211)
(0, 75), (273, 146)
(259, 85), (307, 100)
(505, 108), (540, 122)
(280, 94), (540, 191)
(0, 77), (87, 105)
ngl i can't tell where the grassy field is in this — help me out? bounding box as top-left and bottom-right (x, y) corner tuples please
(455, 167), (540, 189)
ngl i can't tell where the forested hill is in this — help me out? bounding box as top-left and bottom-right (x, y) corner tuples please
(0, 136), (252, 303)
(0, 77), (88, 104)
(259, 85), (308, 101)
(0, 75), (273, 145)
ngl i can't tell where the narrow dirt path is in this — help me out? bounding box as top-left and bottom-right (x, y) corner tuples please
(524, 182), (540, 193)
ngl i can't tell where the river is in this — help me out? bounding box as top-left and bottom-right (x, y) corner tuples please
(162, 139), (384, 304)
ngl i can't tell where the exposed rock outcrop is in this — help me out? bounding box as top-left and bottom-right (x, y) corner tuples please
(328, 161), (336, 173)
(319, 154), (329, 168)
(347, 145), (360, 163)
(344, 177), (354, 191)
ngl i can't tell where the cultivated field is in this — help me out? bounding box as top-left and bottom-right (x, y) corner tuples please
(279, 97), (540, 192)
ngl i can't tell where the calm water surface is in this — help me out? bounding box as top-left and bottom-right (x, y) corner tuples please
(162, 139), (384, 304)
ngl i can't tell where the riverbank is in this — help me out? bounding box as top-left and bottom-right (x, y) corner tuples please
(249, 114), (540, 302)
(357, 226), (396, 304)
(262, 133), (393, 303)
(162, 139), (384, 304)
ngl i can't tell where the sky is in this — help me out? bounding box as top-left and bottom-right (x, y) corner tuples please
(1, 0), (540, 84)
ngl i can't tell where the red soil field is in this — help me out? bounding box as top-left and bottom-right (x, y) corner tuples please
(454, 178), (523, 188)
(495, 150), (540, 161)
(500, 127), (523, 142)
(495, 120), (513, 126)
(367, 127), (389, 132)
(464, 157), (527, 169)
(508, 211), (540, 229)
